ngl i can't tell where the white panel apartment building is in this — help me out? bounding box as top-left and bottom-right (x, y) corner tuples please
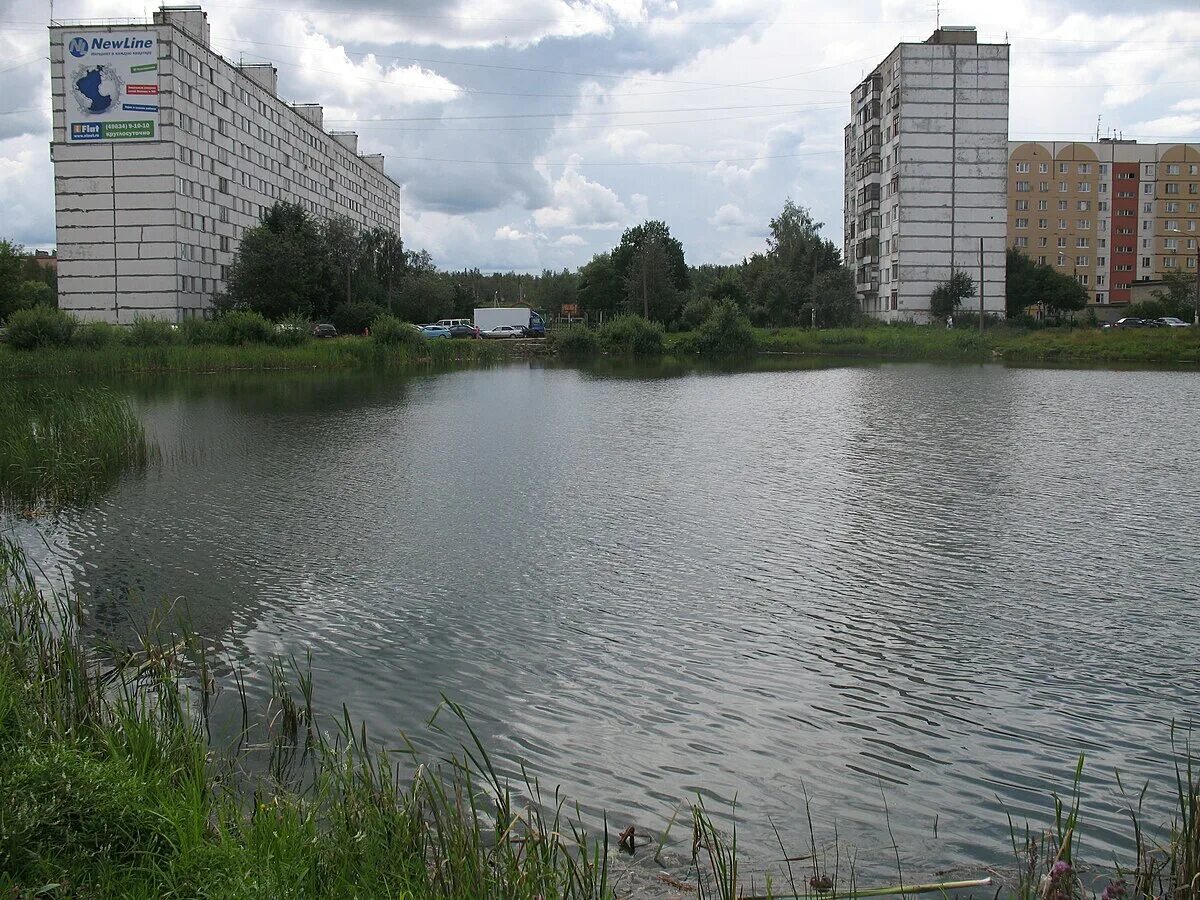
(844, 27), (1009, 322)
(50, 6), (403, 323)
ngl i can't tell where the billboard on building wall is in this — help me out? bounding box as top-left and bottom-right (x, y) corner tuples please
(64, 32), (159, 142)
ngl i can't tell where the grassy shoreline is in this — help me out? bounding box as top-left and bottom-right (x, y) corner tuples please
(0, 336), (507, 380)
(738, 326), (1200, 365)
(3, 325), (1199, 380)
(1, 538), (1198, 898)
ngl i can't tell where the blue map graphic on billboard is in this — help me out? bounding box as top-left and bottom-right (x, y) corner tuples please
(75, 67), (113, 113)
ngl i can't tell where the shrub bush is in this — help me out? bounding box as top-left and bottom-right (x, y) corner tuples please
(71, 321), (126, 349)
(332, 301), (386, 336)
(551, 325), (600, 355)
(126, 317), (177, 347)
(597, 315), (664, 356)
(371, 313), (422, 350)
(220, 310), (274, 344)
(272, 312), (310, 347)
(5, 306), (76, 349)
(178, 317), (225, 345)
(677, 296), (717, 332)
(695, 300), (758, 355)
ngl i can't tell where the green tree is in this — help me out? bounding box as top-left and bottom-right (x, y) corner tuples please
(611, 221), (688, 293)
(623, 234), (679, 322)
(391, 272), (453, 324)
(1005, 249), (1087, 318)
(767, 199), (842, 286)
(577, 253), (624, 320)
(14, 281), (55, 310)
(1139, 271), (1199, 321)
(226, 202), (323, 318)
(0, 240), (29, 322)
(742, 255), (796, 326)
(930, 271), (976, 321)
(809, 267), (860, 327)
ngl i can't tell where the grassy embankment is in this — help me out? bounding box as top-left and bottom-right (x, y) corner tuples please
(0, 386), (151, 510)
(1, 536), (1199, 898)
(0, 335), (507, 380)
(744, 325), (1200, 365)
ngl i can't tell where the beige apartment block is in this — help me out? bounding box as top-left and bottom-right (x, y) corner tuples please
(1006, 140), (1200, 310)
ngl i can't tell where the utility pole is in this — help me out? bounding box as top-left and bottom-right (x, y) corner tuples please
(1195, 243), (1200, 326)
(979, 236), (984, 335)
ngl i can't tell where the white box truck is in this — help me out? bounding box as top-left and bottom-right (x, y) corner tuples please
(473, 307), (546, 337)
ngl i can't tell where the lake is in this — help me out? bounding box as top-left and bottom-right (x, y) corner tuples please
(8, 358), (1200, 882)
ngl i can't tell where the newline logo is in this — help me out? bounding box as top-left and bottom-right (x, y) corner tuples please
(88, 36), (154, 51)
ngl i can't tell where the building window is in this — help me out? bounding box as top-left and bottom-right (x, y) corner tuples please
(1015, 162), (1030, 173)
(1039, 181), (1049, 192)
(1038, 200), (1048, 211)
(1016, 217), (1029, 228)
(1077, 256), (1089, 267)
(1167, 164), (1180, 175)
(1076, 237), (1089, 248)
(1058, 219), (1067, 229)
(1059, 181), (1069, 192)
(1059, 200), (1069, 211)
(1165, 257), (1177, 268)
(1077, 201), (1091, 211)
(1039, 163), (1048, 173)
(1038, 237), (1048, 247)
(1077, 182), (1090, 192)
(1100, 164), (1108, 175)
(1016, 180), (1030, 192)
(1059, 162), (1069, 174)
(1015, 199), (1029, 211)
(1078, 163), (1091, 174)
(1166, 182), (1180, 195)
(1015, 236), (1029, 247)
(1142, 257), (1151, 267)
(1058, 237), (1068, 248)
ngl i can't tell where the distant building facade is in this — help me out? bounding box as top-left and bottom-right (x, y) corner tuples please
(1006, 140), (1200, 310)
(49, 6), (403, 323)
(844, 26), (1009, 322)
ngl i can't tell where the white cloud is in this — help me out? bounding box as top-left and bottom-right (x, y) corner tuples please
(708, 202), (752, 230)
(532, 163), (631, 230)
(293, 0), (646, 50)
(0, 135), (54, 246)
(495, 224), (533, 241)
(555, 233), (587, 246)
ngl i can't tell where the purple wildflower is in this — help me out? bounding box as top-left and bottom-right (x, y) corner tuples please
(1050, 859), (1073, 881)
(1099, 880), (1127, 900)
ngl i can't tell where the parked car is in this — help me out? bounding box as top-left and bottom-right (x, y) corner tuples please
(482, 325), (526, 339)
(435, 318), (474, 329)
(1154, 316), (1191, 328)
(447, 323), (481, 339)
(419, 324), (452, 339)
(1111, 317), (1151, 328)
(312, 323), (338, 338)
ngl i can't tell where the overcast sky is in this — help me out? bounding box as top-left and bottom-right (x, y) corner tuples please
(2, 0), (1199, 271)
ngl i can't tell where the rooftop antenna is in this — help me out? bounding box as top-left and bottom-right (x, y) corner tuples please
(936, 0), (940, 29)
(1096, 114), (1101, 142)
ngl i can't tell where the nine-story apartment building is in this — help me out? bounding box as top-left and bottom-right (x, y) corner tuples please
(844, 26), (1010, 323)
(50, 5), (403, 324)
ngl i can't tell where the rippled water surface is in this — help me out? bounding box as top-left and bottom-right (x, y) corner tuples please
(10, 359), (1200, 878)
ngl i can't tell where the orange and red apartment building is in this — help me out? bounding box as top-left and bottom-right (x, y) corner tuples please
(1007, 139), (1200, 312)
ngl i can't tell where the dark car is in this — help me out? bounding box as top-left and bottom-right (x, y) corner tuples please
(447, 323), (481, 339)
(1111, 317), (1150, 328)
(312, 323), (338, 338)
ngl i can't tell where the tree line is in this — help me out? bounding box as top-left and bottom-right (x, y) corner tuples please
(219, 199), (861, 332)
(0, 242), (58, 323)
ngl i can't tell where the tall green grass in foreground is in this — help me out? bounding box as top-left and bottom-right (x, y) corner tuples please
(0, 387), (150, 510)
(0, 536), (1197, 898)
